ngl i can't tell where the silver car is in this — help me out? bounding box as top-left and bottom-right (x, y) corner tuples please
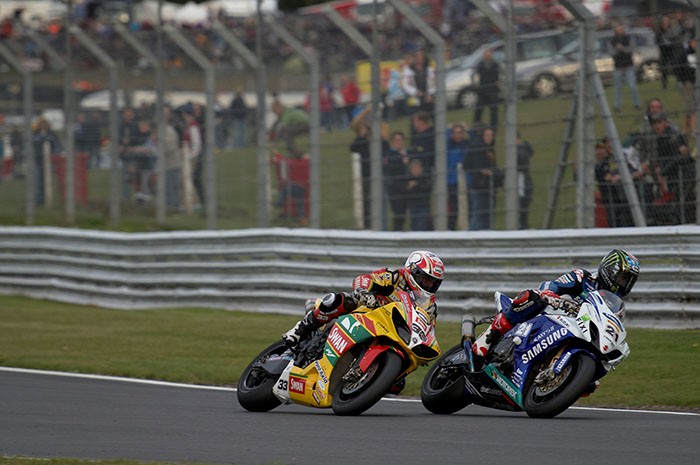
(445, 29), (578, 109)
(517, 27), (661, 99)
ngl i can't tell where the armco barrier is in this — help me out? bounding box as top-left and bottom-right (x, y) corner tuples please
(0, 226), (698, 329)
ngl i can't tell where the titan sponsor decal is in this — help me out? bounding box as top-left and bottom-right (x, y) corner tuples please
(289, 376), (306, 394)
(327, 326), (352, 355)
(521, 328), (569, 364)
(312, 391), (321, 405)
(554, 352), (572, 374)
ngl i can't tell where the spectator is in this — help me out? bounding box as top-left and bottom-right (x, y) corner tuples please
(516, 132), (534, 229)
(594, 137), (633, 227)
(9, 125), (23, 179)
(673, 37), (697, 137)
(122, 119), (156, 203)
(655, 14), (684, 90)
(228, 89), (249, 148)
(385, 66), (407, 121)
(474, 48), (500, 129)
(402, 48), (436, 115)
(118, 107), (142, 200)
(32, 117), (62, 206)
(339, 74), (361, 127)
(446, 122), (468, 230)
(182, 106), (204, 209)
(163, 106), (182, 211)
(269, 100), (310, 157)
(384, 130), (410, 231)
(350, 104), (393, 229)
(409, 111), (436, 175)
(273, 150), (310, 226)
(464, 125), (499, 230)
(650, 112), (695, 224)
(610, 23), (641, 113)
(406, 158), (432, 231)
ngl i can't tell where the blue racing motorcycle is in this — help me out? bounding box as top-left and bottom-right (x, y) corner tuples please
(421, 289), (630, 418)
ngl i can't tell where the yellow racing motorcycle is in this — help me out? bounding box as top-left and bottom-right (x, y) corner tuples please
(237, 289), (441, 415)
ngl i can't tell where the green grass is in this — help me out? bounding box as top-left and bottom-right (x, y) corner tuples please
(1, 294), (698, 411)
(0, 80), (689, 231)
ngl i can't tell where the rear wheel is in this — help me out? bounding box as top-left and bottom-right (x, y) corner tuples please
(331, 350), (403, 416)
(523, 352), (596, 419)
(237, 340), (288, 412)
(421, 344), (472, 414)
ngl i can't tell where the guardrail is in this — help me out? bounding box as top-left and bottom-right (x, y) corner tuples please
(0, 226), (698, 329)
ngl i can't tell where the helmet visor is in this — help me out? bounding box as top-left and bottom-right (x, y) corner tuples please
(615, 272), (637, 296)
(413, 267), (442, 294)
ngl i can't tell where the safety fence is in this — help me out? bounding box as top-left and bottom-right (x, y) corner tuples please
(0, 225), (698, 329)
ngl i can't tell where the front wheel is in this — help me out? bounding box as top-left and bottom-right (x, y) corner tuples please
(237, 340), (288, 412)
(421, 344), (472, 414)
(331, 350), (403, 416)
(523, 352), (596, 419)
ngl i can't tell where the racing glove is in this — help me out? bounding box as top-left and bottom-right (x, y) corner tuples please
(369, 269), (399, 296)
(353, 287), (381, 309)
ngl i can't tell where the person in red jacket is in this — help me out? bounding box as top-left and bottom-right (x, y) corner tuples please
(282, 251), (445, 347)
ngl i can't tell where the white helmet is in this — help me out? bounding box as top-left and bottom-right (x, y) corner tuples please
(404, 250), (444, 295)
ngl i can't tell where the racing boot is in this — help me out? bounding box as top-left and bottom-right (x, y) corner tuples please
(472, 312), (513, 357)
(282, 311), (319, 348)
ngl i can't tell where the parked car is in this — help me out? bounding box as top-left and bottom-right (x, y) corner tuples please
(516, 27), (661, 99)
(445, 29), (578, 109)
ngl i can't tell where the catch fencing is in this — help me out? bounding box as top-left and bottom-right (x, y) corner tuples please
(0, 225), (698, 329)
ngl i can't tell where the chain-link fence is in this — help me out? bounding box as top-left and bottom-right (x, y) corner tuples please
(0, 0), (698, 232)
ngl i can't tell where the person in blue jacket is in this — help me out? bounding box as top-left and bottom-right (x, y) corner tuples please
(446, 123), (469, 230)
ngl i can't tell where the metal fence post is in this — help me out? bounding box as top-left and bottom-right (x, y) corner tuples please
(471, 0), (519, 231)
(386, 0), (448, 230)
(560, 0), (645, 228)
(69, 26), (120, 227)
(163, 24), (217, 230)
(113, 23), (166, 225)
(211, 18), (269, 228)
(266, 19), (321, 229)
(0, 43), (35, 225)
(323, 5), (379, 230)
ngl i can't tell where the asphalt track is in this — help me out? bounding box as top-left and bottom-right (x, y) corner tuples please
(1, 367), (698, 465)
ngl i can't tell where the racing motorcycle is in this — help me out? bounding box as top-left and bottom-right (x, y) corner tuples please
(421, 289), (629, 418)
(237, 289), (441, 416)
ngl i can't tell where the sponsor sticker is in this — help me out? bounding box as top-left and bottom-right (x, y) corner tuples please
(289, 376), (306, 394)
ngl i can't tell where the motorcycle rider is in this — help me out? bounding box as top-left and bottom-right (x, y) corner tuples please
(282, 250), (445, 348)
(472, 249), (640, 358)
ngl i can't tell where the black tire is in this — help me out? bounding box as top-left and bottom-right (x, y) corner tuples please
(523, 353), (596, 419)
(237, 340), (288, 412)
(421, 344), (472, 414)
(331, 350), (403, 416)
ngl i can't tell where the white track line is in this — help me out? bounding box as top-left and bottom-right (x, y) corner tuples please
(1, 366), (697, 416)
